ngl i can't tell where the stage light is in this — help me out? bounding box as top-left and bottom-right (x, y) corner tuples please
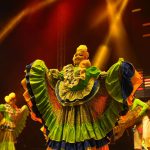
(0, 0), (58, 43)
(142, 22), (150, 27)
(92, 45), (110, 69)
(131, 8), (142, 13)
(142, 34), (150, 38)
(0, 11), (26, 43)
(92, 0), (135, 68)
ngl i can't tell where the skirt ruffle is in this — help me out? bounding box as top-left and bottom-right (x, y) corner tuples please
(22, 59), (142, 149)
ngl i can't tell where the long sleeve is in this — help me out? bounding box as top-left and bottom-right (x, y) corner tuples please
(132, 98), (149, 116)
(13, 105), (29, 139)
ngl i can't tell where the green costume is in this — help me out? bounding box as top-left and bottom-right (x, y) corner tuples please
(0, 104), (29, 150)
(22, 58), (142, 150)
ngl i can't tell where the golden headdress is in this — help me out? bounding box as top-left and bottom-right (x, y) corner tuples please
(4, 92), (16, 103)
(76, 45), (89, 59)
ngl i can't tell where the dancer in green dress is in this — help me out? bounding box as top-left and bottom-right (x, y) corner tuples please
(22, 45), (147, 150)
(0, 92), (29, 150)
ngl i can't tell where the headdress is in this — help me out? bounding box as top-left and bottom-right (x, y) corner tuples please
(4, 92), (16, 103)
(4, 96), (10, 103)
(76, 45), (89, 59)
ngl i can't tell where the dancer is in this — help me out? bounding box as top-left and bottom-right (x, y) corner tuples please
(113, 99), (150, 142)
(133, 105), (150, 150)
(22, 44), (147, 150)
(0, 92), (29, 150)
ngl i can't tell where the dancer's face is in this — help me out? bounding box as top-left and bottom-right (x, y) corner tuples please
(73, 51), (85, 65)
(8, 98), (16, 107)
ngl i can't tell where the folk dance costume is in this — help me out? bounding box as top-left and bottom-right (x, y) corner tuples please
(22, 45), (142, 150)
(0, 93), (29, 150)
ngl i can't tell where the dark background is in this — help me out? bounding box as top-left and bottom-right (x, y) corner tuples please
(0, 0), (149, 149)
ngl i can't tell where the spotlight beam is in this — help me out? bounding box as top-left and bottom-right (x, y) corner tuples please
(106, 0), (129, 43)
(89, 0), (122, 29)
(0, 11), (26, 43)
(92, 0), (130, 68)
(0, 0), (57, 43)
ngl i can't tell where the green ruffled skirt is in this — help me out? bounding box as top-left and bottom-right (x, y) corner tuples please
(22, 59), (142, 150)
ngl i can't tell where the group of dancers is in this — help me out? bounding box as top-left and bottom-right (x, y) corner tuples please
(0, 45), (150, 150)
